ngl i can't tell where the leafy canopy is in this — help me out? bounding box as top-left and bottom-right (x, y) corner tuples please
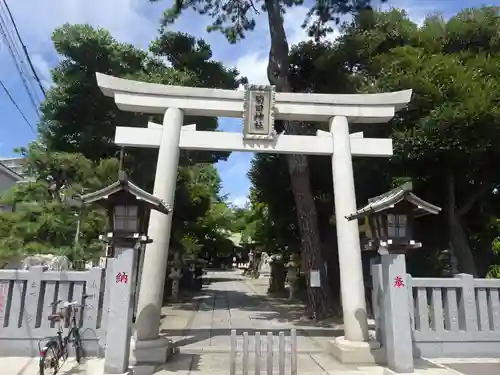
(1, 23), (245, 265)
(0, 143), (118, 265)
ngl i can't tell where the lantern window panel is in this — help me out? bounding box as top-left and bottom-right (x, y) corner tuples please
(115, 205), (138, 217)
(387, 214), (407, 238)
(114, 217), (139, 232)
(114, 205), (139, 232)
(115, 205), (126, 216)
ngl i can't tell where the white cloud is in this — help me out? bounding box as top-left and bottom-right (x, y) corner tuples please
(235, 52), (270, 86)
(0, 0), (162, 93)
(382, 0), (440, 26)
(4, 0), (218, 85)
(8, 0), (156, 49)
(234, 5), (341, 85)
(232, 195), (249, 208)
(232, 2), (435, 86)
(30, 54), (52, 89)
(6, 0), (430, 91)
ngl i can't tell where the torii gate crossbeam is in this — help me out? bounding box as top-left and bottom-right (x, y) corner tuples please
(114, 124), (393, 156)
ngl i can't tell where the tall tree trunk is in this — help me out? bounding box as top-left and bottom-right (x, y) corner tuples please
(287, 152), (332, 318)
(264, 0), (331, 318)
(446, 172), (485, 276)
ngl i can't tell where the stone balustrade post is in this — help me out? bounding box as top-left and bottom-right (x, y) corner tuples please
(380, 253), (414, 373)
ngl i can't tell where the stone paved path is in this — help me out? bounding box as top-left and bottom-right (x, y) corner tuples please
(156, 269), (353, 374)
(152, 270), (461, 375)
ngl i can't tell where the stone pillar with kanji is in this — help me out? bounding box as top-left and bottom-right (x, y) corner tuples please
(381, 253), (414, 373)
(104, 246), (137, 374)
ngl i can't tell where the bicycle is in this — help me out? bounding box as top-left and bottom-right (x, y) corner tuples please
(38, 295), (88, 375)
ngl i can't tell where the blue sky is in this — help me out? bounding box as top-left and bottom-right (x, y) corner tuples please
(0, 0), (489, 207)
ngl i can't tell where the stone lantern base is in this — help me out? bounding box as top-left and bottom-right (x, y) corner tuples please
(268, 259), (286, 295)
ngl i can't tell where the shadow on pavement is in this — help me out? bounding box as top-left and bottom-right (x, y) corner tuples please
(165, 284), (350, 328)
(159, 271), (373, 350)
(155, 353), (201, 372)
(160, 327), (344, 350)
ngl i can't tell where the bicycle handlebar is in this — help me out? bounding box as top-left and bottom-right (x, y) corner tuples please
(48, 294), (91, 307)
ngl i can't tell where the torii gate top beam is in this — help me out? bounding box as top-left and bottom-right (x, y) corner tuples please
(96, 73), (412, 123)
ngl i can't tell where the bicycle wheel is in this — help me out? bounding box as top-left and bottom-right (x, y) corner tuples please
(39, 340), (60, 375)
(72, 328), (83, 364)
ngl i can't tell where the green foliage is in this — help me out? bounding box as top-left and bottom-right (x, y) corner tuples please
(248, 155), (300, 250)
(179, 233), (203, 258)
(39, 24), (247, 262)
(339, 7), (500, 275)
(40, 24), (244, 167)
(246, 6), (500, 277)
(487, 218), (500, 278)
(1, 24), (244, 266)
(0, 143), (117, 265)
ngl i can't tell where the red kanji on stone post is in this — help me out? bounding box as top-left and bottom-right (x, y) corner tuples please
(116, 272), (129, 284)
(394, 276), (405, 288)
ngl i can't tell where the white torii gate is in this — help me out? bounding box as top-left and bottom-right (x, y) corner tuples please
(96, 73), (411, 365)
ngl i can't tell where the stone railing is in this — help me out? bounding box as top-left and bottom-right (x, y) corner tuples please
(408, 274), (500, 358)
(372, 254), (500, 373)
(0, 266), (109, 356)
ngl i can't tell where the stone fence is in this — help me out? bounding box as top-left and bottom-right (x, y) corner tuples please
(408, 273), (500, 357)
(0, 265), (110, 356)
(372, 254), (500, 372)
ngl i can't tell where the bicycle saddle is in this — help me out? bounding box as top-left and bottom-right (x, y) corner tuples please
(47, 312), (64, 322)
(63, 301), (79, 307)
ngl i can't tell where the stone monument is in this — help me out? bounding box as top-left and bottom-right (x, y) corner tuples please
(268, 254), (286, 294)
(259, 252), (271, 277)
(4, 254), (72, 270)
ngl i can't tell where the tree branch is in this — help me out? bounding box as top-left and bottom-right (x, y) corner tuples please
(248, 0), (259, 14)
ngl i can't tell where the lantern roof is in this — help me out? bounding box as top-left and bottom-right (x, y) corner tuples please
(80, 171), (172, 214)
(346, 182), (441, 221)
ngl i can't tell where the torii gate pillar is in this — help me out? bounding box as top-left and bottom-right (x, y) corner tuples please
(96, 73), (412, 368)
(330, 115), (368, 342)
(134, 108), (183, 342)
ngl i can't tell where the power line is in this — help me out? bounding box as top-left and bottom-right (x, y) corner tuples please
(2, 0), (46, 97)
(0, 18), (40, 115)
(0, 0), (41, 134)
(0, 5), (41, 104)
(0, 78), (35, 133)
(0, 1), (42, 113)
